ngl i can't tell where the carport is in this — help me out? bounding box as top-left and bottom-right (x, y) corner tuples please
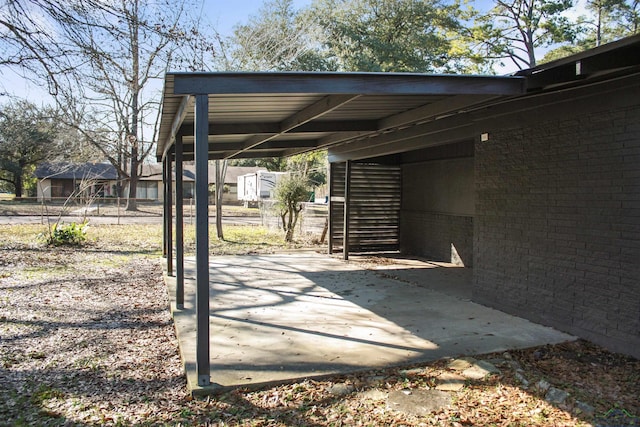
(156, 72), (527, 388)
(158, 37), (640, 392)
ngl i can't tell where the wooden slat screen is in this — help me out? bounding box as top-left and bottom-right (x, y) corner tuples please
(330, 161), (401, 253)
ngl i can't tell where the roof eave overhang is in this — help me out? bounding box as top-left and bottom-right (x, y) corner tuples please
(156, 72), (526, 163)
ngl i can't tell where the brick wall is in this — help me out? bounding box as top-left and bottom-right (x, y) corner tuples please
(401, 154), (474, 266)
(473, 86), (640, 358)
(401, 211), (473, 266)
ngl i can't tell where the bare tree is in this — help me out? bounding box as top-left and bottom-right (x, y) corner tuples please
(55, 0), (215, 210)
(0, 0), (85, 96)
(1, 0), (217, 210)
(475, 0), (578, 69)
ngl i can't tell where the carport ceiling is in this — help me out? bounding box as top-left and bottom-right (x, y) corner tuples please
(157, 72), (526, 162)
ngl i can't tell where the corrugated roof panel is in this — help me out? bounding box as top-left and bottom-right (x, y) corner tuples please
(157, 72), (526, 160)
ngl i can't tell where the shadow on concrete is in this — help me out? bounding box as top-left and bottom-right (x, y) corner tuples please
(167, 252), (575, 395)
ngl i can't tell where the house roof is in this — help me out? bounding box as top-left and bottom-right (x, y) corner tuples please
(156, 34), (640, 164)
(34, 162), (118, 180)
(515, 34), (640, 92)
(36, 162), (265, 186)
(139, 163), (266, 185)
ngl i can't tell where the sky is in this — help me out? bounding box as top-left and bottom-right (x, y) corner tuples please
(1, 0), (589, 103)
(0, 0), (312, 103)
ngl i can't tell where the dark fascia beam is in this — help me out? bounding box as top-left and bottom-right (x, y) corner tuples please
(175, 149), (293, 161)
(316, 131), (373, 149)
(329, 71), (640, 162)
(170, 72), (525, 96)
(162, 95), (193, 161)
(327, 125), (476, 163)
(378, 94), (499, 129)
(211, 150), (287, 160)
(314, 95), (501, 150)
(176, 119), (378, 136)
(330, 113), (473, 159)
(518, 36), (640, 91)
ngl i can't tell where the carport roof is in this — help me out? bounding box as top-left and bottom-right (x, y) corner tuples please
(157, 35), (640, 163)
(156, 72), (526, 162)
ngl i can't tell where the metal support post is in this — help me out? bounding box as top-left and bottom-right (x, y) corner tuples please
(343, 160), (351, 261)
(162, 160), (168, 258)
(327, 163), (334, 254)
(194, 94), (211, 386)
(175, 135), (185, 309)
(166, 149), (173, 276)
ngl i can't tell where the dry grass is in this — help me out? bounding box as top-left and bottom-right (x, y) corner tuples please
(0, 224), (638, 426)
(0, 200), (260, 218)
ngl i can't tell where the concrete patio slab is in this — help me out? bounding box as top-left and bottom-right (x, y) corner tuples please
(165, 252), (575, 395)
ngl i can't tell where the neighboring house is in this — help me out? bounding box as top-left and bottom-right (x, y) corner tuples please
(35, 162), (118, 202)
(35, 161), (266, 203)
(138, 163), (266, 203)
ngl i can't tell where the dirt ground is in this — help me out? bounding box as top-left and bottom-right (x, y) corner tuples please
(1, 224), (639, 426)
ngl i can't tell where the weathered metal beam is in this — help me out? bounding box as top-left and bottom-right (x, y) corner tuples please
(328, 122), (476, 163)
(329, 113), (472, 158)
(328, 163), (334, 254)
(194, 94), (210, 387)
(171, 72), (526, 96)
(178, 139), (320, 154)
(162, 95), (193, 161)
(316, 131), (372, 150)
(517, 34), (640, 91)
(280, 94), (360, 132)
(162, 159), (168, 258)
(177, 120), (378, 136)
(378, 94), (498, 130)
(172, 149), (291, 162)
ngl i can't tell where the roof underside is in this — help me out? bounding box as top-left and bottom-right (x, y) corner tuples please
(157, 35), (640, 162)
(156, 72), (525, 161)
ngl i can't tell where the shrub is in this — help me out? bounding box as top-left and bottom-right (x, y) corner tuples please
(274, 175), (310, 242)
(46, 221), (89, 246)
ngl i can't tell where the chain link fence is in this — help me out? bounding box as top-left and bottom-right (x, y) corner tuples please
(259, 200), (328, 236)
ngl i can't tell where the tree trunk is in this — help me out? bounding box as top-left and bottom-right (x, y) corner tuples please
(596, 5), (602, 47)
(126, 152), (139, 211)
(284, 202), (303, 242)
(13, 173), (23, 199)
(126, 0), (140, 212)
(215, 160), (226, 240)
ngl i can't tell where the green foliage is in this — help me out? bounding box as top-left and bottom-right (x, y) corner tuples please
(221, 0), (640, 76)
(274, 175), (310, 242)
(576, 0), (639, 47)
(309, 0), (477, 73)
(229, 157), (288, 171)
(475, 0), (578, 69)
(541, 0), (639, 63)
(46, 222), (89, 246)
(0, 101), (62, 198)
(286, 151), (328, 187)
(228, 0), (334, 71)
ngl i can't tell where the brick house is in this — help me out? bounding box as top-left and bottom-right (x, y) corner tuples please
(157, 34), (640, 383)
(325, 39), (640, 357)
